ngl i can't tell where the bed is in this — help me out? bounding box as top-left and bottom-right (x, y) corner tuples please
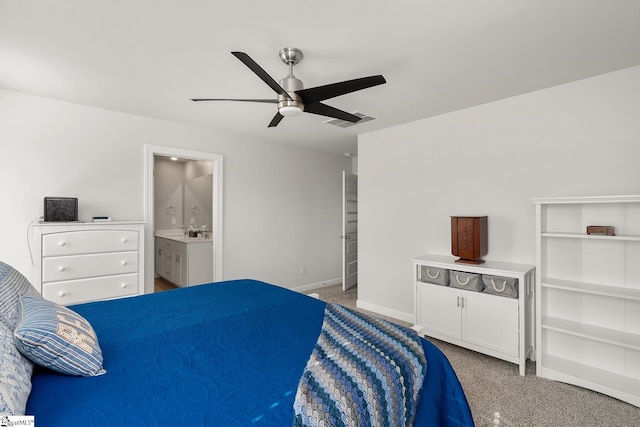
(7, 275), (473, 425)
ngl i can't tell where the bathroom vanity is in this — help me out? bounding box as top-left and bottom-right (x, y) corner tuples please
(155, 231), (213, 287)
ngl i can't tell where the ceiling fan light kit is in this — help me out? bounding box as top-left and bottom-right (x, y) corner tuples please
(192, 47), (386, 128)
(277, 72), (304, 115)
(279, 105), (303, 116)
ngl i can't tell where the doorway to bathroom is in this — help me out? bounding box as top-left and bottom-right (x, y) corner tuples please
(144, 145), (223, 294)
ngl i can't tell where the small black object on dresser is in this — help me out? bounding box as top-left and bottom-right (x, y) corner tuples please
(44, 197), (78, 222)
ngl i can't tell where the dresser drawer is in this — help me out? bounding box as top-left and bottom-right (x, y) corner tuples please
(42, 273), (138, 305)
(43, 230), (139, 256)
(42, 251), (139, 283)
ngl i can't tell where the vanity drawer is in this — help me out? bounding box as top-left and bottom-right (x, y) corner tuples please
(42, 273), (138, 305)
(156, 237), (187, 254)
(156, 237), (175, 250)
(42, 251), (139, 283)
(42, 230), (139, 256)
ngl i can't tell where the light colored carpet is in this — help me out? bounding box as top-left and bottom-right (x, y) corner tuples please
(308, 284), (640, 427)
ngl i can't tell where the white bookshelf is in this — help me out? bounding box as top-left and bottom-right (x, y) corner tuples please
(533, 195), (640, 407)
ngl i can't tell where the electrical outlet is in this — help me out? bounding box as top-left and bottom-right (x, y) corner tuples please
(190, 218), (195, 224)
(300, 265), (306, 275)
(171, 218), (176, 225)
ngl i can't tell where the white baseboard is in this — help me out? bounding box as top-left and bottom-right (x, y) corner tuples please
(356, 299), (414, 324)
(290, 281), (415, 325)
(291, 278), (341, 293)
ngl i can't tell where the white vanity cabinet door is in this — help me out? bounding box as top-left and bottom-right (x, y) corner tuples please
(155, 237), (189, 287)
(418, 283), (461, 340)
(172, 248), (188, 288)
(156, 247), (164, 277)
(462, 291), (518, 357)
(162, 250), (174, 282)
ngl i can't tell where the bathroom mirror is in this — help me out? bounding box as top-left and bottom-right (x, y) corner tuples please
(183, 174), (213, 230)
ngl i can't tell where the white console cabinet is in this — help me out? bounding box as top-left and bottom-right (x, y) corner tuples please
(31, 222), (145, 305)
(413, 254), (535, 376)
(533, 195), (640, 407)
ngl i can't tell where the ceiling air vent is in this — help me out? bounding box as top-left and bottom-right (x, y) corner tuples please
(323, 112), (375, 128)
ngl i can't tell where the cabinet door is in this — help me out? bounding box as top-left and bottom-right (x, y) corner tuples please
(156, 248), (163, 276)
(418, 283), (461, 340)
(173, 253), (187, 287)
(462, 291), (519, 357)
(162, 252), (174, 281)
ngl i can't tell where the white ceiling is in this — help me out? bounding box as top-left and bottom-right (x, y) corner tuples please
(2, 1), (640, 155)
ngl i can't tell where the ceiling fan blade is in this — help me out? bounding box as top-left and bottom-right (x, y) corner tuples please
(268, 112), (284, 127)
(231, 52), (292, 100)
(191, 98), (277, 103)
(296, 75), (386, 104)
(303, 103), (362, 122)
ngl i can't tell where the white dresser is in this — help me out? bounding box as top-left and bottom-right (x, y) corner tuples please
(31, 222), (145, 305)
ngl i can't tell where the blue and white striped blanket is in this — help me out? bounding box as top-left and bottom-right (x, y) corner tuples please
(293, 303), (427, 427)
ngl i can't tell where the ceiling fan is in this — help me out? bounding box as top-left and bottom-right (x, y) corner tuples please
(191, 48), (386, 128)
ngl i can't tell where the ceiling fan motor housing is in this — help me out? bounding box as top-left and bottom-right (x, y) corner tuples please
(278, 76), (304, 112)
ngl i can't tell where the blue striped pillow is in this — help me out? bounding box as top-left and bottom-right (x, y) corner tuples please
(13, 295), (106, 377)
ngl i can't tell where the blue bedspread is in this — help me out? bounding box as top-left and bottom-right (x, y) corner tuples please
(26, 280), (473, 426)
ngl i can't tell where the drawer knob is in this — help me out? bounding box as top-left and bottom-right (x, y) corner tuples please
(121, 260), (128, 266)
(58, 291), (66, 297)
(58, 266), (66, 272)
(121, 238), (128, 243)
(121, 283), (128, 288)
(58, 241), (66, 247)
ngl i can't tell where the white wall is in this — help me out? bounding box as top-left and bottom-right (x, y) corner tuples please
(0, 88), (350, 290)
(357, 65), (640, 322)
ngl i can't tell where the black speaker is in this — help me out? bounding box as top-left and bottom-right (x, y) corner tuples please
(44, 197), (78, 222)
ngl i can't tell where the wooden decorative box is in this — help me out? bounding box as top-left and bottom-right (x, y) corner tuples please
(451, 216), (488, 264)
(586, 225), (615, 236)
